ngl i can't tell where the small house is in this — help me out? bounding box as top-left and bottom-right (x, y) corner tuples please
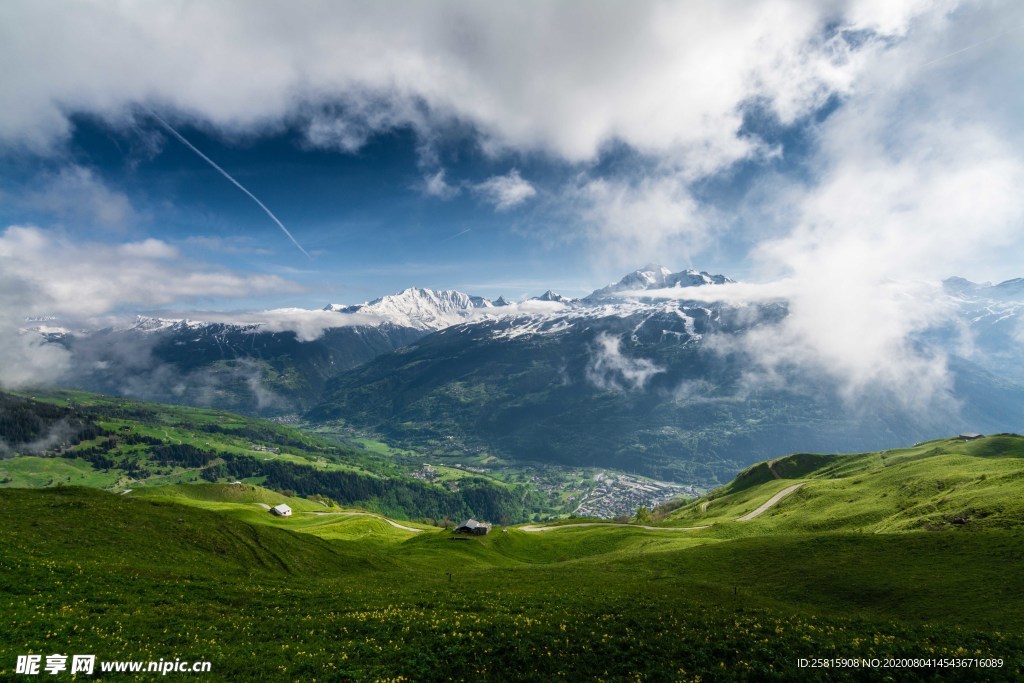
(958, 432), (984, 441)
(455, 518), (491, 535)
(270, 504), (292, 517)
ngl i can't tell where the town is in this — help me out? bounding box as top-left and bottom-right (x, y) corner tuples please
(573, 472), (697, 519)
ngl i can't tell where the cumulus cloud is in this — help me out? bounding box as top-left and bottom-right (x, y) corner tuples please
(0, 0), (926, 163)
(0, 226), (297, 318)
(730, 4), (1024, 402)
(0, 225), (302, 388)
(17, 166), (141, 232)
(474, 170), (536, 211)
(573, 176), (710, 271)
(586, 333), (665, 392)
(195, 307), (381, 342)
(0, 0), (965, 275)
(420, 169), (461, 200)
(604, 1), (1024, 406)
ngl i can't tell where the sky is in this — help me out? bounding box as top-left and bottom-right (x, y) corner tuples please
(1, 0), (1023, 394)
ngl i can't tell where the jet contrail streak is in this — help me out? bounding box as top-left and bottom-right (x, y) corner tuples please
(441, 228), (472, 242)
(143, 108), (311, 259)
(918, 24), (1022, 70)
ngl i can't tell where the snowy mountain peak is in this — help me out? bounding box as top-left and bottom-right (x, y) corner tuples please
(128, 316), (263, 334)
(944, 276), (1024, 302)
(532, 290), (572, 303)
(584, 267), (733, 302)
(325, 287), (496, 331)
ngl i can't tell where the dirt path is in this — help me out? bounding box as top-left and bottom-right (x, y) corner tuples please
(519, 522), (711, 532)
(301, 511), (422, 533)
(736, 482), (806, 522)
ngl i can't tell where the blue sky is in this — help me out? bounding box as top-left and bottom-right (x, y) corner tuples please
(1, 0), (1023, 324)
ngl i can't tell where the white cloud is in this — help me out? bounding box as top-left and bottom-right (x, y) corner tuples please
(474, 170), (536, 211)
(586, 333), (665, 392)
(621, 280), (795, 305)
(0, 0), (929, 166)
(608, 1), (1024, 405)
(118, 238), (180, 260)
(420, 169), (461, 200)
(0, 225), (302, 387)
(194, 307), (381, 342)
(572, 175), (711, 272)
(0, 226), (297, 318)
(17, 166), (140, 232)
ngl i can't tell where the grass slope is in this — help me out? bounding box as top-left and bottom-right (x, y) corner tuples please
(2, 483), (1023, 680)
(1, 389), (539, 523)
(665, 435), (1024, 535)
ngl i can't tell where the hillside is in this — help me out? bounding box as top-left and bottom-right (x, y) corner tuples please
(0, 390), (542, 524)
(56, 320), (424, 415)
(309, 309), (1024, 486)
(3, 468), (1024, 680)
(664, 434), (1024, 534)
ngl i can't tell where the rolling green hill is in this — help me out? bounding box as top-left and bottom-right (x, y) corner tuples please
(664, 434), (1024, 535)
(0, 390), (543, 524)
(3, 435), (1024, 679)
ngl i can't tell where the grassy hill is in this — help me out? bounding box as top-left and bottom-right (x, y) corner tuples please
(0, 390), (543, 523)
(3, 435), (1024, 679)
(663, 434), (1024, 535)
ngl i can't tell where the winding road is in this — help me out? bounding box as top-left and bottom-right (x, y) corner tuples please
(736, 482), (806, 522)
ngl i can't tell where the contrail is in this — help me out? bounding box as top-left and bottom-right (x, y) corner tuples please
(142, 108), (311, 259)
(918, 23), (1023, 70)
(441, 228), (472, 242)
(918, 34), (1001, 70)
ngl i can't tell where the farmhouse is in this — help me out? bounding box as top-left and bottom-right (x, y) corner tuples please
(455, 518), (491, 535)
(958, 432), (984, 440)
(270, 504), (292, 517)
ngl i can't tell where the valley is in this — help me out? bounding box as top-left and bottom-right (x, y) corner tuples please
(0, 390), (697, 523)
(25, 266), (1024, 490)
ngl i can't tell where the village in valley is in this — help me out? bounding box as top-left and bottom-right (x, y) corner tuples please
(410, 460), (697, 520)
(572, 472), (697, 519)
(308, 424), (699, 520)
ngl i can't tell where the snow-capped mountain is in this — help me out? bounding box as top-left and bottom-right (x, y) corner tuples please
(531, 290), (574, 303)
(18, 265), (1024, 484)
(943, 276), (1024, 383)
(324, 287), (497, 331)
(317, 266), (731, 331)
(311, 269), (1024, 485)
(127, 316), (264, 334)
(944, 276), (1024, 301)
(584, 265), (733, 302)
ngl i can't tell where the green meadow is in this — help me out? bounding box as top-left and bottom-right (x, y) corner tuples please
(3, 433), (1024, 680)
(3, 389), (1024, 680)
